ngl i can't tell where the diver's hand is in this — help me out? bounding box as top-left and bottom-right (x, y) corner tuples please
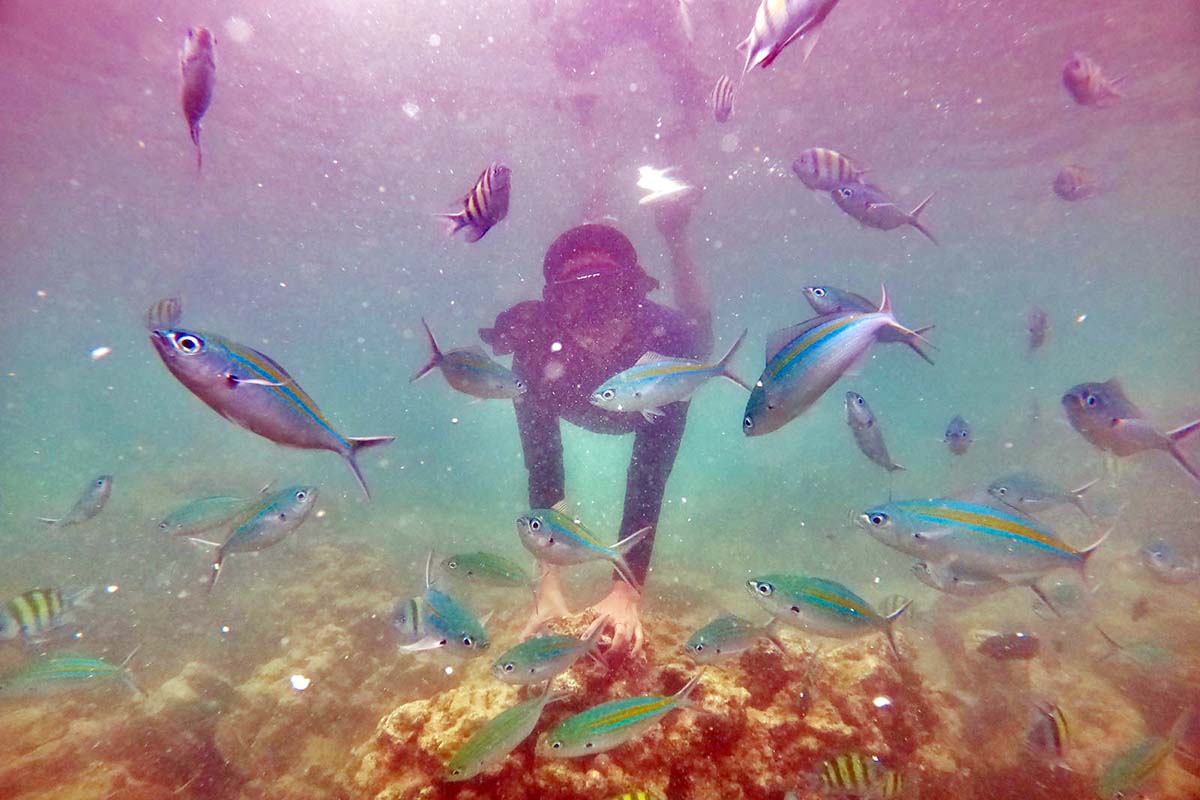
(583, 580), (645, 658)
(519, 563), (573, 639)
(653, 184), (700, 243)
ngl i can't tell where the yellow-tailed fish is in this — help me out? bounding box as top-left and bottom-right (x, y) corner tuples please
(491, 625), (607, 685)
(443, 682), (564, 781)
(0, 588), (93, 642)
(38, 475), (112, 528)
(711, 75), (735, 123)
(146, 298), (394, 500)
(684, 612), (786, 664)
(739, 0), (842, 74)
(411, 318), (526, 399)
(438, 162), (511, 242)
(536, 671), (704, 758)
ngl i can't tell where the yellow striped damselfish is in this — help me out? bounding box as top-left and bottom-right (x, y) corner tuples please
(0, 588), (92, 642)
(814, 751), (904, 798)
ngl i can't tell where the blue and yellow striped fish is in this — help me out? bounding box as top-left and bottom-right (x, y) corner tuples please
(711, 75), (735, 123)
(491, 625), (606, 685)
(537, 672), (704, 758)
(857, 497), (1108, 578)
(516, 503), (650, 589)
(399, 552), (490, 658)
(438, 162), (511, 242)
(411, 318), (526, 399)
(208, 485), (318, 591)
(0, 652), (136, 697)
(147, 298), (393, 500)
(0, 588), (92, 642)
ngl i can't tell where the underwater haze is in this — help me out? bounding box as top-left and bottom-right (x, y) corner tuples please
(1, 0), (1199, 798)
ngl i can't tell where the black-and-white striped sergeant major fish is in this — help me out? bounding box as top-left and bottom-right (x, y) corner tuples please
(205, 485), (318, 591)
(711, 75), (734, 123)
(438, 162), (511, 242)
(0, 588), (93, 642)
(1026, 701), (1070, 771)
(845, 392), (904, 474)
(739, 0), (842, 74)
(1062, 52), (1124, 107)
(146, 298), (394, 500)
(39, 475), (112, 528)
(411, 318), (526, 399)
(180, 27), (217, 172)
(802, 285), (934, 364)
(792, 147), (867, 192)
(789, 751), (904, 799)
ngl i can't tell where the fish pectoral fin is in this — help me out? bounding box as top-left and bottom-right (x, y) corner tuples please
(224, 374), (285, 388)
(400, 636), (448, 652)
(641, 408), (665, 422)
(865, 201), (896, 210)
(798, 29), (821, 64)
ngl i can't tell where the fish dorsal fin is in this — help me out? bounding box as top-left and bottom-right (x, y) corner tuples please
(635, 351), (672, 366)
(458, 345), (490, 359)
(551, 498), (572, 515)
(1104, 377), (1125, 395)
(766, 315), (841, 362)
(877, 283), (892, 315)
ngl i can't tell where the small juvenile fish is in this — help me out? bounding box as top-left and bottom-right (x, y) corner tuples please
(438, 162), (511, 242)
(831, 183), (938, 245)
(207, 486), (318, 591)
(1026, 306), (1050, 353)
(1026, 702), (1070, 770)
(1095, 712), (1190, 799)
(792, 147), (867, 192)
(987, 471), (1096, 521)
(412, 319), (526, 399)
(943, 415), (972, 455)
(747, 574), (909, 658)
(442, 552), (532, 589)
(859, 498), (1108, 579)
(1138, 539), (1200, 585)
(804, 751), (904, 799)
(1063, 52), (1123, 107)
(147, 298), (394, 500)
(401, 552), (491, 657)
(591, 331), (749, 421)
(739, 0), (843, 74)
(39, 475), (112, 528)
(443, 683), (564, 781)
(158, 495), (247, 537)
(845, 392), (904, 474)
(515, 502), (650, 589)
(1062, 379), (1200, 485)
(684, 613), (785, 664)
(491, 625), (606, 684)
(180, 27), (217, 172)
(537, 672), (703, 757)
(973, 629), (1041, 661)
(743, 287), (933, 436)
(0, 652), (135, 697)
(1053, 165), (1098, 201)
(711, 75), (735, 123)
(911, 560), (1009, 597)
(0, 588), (93, 642)
(802, 285), (934, 364)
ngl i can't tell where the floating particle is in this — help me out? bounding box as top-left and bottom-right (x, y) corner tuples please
(290, 674), (311, 691)
(105, 584), (119, 594)
(224, 16), (254, 43)
(90, 346), (113, 361)
(428, 33), (441, 47)
(402, 101), (420, 119)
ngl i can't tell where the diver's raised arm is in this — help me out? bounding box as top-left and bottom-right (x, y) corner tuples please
(654, 189), (713, 356)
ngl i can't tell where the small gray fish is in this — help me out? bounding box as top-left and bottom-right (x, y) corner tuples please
(683, 613), (785, 664)
(803, 286), (934, 364)
(1027, 307), (1050, 353)
(831, 183), (938, 244)
(844, 392), (904, 474)
(1138, 539), (1200, 585)
(1053, 165), (1097, 201)
(180, 27), (217, 172)
(987, 471), (1096, 521)
(911, 560), (1009, 597)
(412, 319), (526, 399)
(1062, 379), (1200, 484)
(207, 485), (318, 590)
(944, 415), (972, 455)
(39, 475), (112, 528)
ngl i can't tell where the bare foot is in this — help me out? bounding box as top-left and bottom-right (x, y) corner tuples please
(583, 580), (645, 658)
(519, 563), (572, 639)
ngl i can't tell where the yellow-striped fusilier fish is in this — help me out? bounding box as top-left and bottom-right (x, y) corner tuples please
(1096, 711), (1191, 799)
(743, 287), (933, 436)
(684, 612), (785, 664)
(711, 75), (735, 123)
(739, 0), (842, 74)
(438, 162), (511, 242)
(491, 625), (607, 685)
(206, 485), (318, 591)
(515, 502), (650, 590)
(443, 682), (564, 781)
(38, 475), (112, 528)
(747, 574), (910, 658)
(590, 330), (749, 421)
(0, 652), (137, 697)
(802, 285), (934, 364)
(146, 298), (393, 500)
(180, 27), (217, 172)
(411, 318), (526, 399)
(792, 147), (867, 192)
(857, 498), (1109, 579)
(399, 552), (491, 657)
(536, 672), (704, 757)
(1062, 52), (1124, 107)
(0, 588), (93, 642)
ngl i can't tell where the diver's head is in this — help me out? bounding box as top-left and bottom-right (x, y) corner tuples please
(542, 224), (658, 326)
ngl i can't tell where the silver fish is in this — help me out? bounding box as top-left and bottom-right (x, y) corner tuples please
(1138, 539), (1200, 585)
(986, 471), (1096, 521)
(911, 560), (1009, 597)
(39, 475), (112, 528)
(411, 318), (526, 399)
(1062, 379), (1200, 484)
(1053, 165), (1098, 201)
(739, 0), (842, 74)
(207, 485), (318, 590)
(400, 552), (491, 657)
(180, 27), (217, 172)
(844, 392), (904, 474)
(831, 183), (938, 245)
(802, 285), (934, 364)
(944, 415), (972, 455)
(684, 613), (785, 664)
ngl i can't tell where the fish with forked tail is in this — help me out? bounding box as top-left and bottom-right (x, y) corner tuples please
(845, 391), (905, 475)
(832, 183), (938, 244)
(205, 485), (318, 591)
(438, 162), (511, 242)
(739, 0), (842, 74)
(412, 319), (526, 399)
(515, 502), (650, 590)
(39, 475), (112, 528)
(180, 27), (216, 172)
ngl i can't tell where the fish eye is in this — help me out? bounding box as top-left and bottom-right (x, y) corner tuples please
(813, 287), (826, 297)
(295, 490), (307, 501)
(869, 513), (888, 526)
(551, 741), (562, 749)
(1084, 393), (1098, 407)
(97, 479), (105, 486)
(503, 662), (515, 672)
(450, 769), (462, 777)
(790, 606), (802, 615)
(174, 333), (204, 354)
(529, 518), (541, 531)
(462, 636), (473, 647)
(960, 430), (969, 437)
(996, 487), (1007, 496)
(694, 643), (704, 652)
(601, 389), (615, 400)
(515, 379), (526, 389)
(855, 396), (864, 405)
(743, 416), (754, 429)
(756, 582), (774, 596)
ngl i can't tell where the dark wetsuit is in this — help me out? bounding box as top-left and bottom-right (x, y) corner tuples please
(481, 299), (712, 585)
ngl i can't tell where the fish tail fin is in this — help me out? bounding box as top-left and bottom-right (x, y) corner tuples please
(882, 595), (912, 660)
(1166, 443), (1200, 484)
(463, 225), (487, 243)
(736, 36), (752, 77)
(908, 193), (938, 244)
(435, 211), (469, 237)
(65, 586), (96, 610)
(763, 618), (789, 655)
(673, 668), (707, 709)
(716, 329), (751, 390)
(798, 30), (821, 65)
(1028, 582), (1063, 619)
(609, 525), (651, 591)
(876, 283), (892, 315)
(885, 319), (937, 359)
(1077, 527), (1112, 582)
(1070, 477), (1100, 521)
(344, 436), (395, 501)
(411, 318), (443, 382)
(1166, 419), (1200, 483)
(583, 616), (611, 670)
(207, 550), (225, 593)
(1167, 419), (1200, 442)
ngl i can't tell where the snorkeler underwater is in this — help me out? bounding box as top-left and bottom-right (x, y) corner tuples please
(1, 0), (1199, 798)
